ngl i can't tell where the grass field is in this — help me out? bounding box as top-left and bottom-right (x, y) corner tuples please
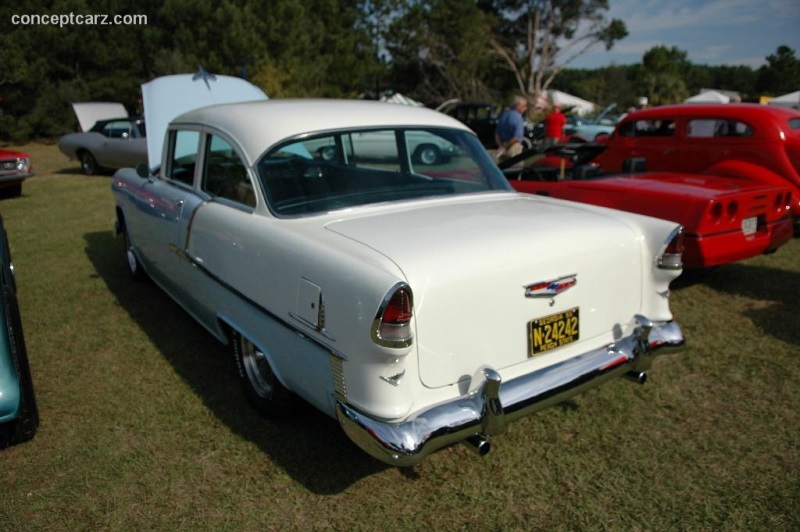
(1, 142), (798, 530)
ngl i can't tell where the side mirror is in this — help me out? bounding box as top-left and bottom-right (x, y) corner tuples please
(135, 162), (150, 178)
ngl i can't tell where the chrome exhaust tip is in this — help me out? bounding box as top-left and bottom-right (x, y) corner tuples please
(464, 435), (491, 456)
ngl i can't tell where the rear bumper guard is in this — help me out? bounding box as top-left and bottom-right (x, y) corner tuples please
(335, 315), (684, 467)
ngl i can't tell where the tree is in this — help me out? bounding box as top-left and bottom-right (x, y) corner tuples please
(634, 46), (690, 105)
(386, 0), (497, 104)
(484, 0), (627, 106)
(757, 46), (800, 96)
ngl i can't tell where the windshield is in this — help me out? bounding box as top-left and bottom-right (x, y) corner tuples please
(257, 127), (511, 216)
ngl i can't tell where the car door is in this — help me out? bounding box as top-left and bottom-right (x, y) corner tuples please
(96, 120), (134, 168)
(674, 116), (753, 173)
(132, 129), (203, 297)
(176, 131), (261, 332)
(629, 117), (677, 169)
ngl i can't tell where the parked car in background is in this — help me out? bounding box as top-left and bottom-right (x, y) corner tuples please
(307, 129), (459, 165)
(564, 103), (618, 142)
(0, 214), (39, 448)
(58, 102), (147, 175)
(594, 104), (800, 227)
(113, 73), (685, 466)
(0, 148), (34, 199)
(502, 144), (794, 269)
(440, 101), (538, 149)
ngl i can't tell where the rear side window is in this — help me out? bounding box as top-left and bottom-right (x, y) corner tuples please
(618, 119), (675, 137)
(789, 118), (800, 131)
(687, 119), (753, 138)
(202, 135), (255, 208)
(103, 120), (133, 139)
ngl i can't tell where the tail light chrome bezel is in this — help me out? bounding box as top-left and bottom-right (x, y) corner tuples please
(371, 283), (414, 348)
(657, 226), (684, 271)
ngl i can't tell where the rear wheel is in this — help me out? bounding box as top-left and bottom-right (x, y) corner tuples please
(232, 330), (294, 418)
(80, 151), (98, 175)
(414, 144), (441, 165)
(0, 184), (22, 199)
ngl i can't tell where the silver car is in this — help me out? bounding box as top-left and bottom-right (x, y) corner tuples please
(58, 102), (147, 175)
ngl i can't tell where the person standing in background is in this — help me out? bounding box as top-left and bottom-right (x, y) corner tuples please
(494, 95), (528, 162)
(544, 103), (566, 145)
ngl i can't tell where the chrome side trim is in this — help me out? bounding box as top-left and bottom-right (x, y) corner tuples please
(331, 355), (347, 400)
(179, 247), (347, 360)
(335, 317), (684, 467)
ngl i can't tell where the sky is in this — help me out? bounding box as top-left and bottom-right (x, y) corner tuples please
(569, 0), (800, 69)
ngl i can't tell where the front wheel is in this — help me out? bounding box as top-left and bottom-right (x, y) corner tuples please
(121, 219), (146, 281)
(232, 330), (295, 419)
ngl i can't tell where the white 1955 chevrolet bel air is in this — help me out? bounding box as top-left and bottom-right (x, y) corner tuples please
(112, 72), (685, 466)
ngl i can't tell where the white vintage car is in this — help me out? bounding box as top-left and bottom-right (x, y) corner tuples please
(112, 73), (685, 466)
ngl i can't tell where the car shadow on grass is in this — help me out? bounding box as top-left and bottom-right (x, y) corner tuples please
(702, 263), (800, 347)
(56, 166), (87, 175)
(84, 230), (387, 493)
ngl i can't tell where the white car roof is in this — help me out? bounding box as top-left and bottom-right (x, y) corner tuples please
(172, 99), (473, 163)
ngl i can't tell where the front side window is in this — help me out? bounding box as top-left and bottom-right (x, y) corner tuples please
(257, 127), (510, 216)
(166, 130), (200, 185)
(618, 119), (676, 137)
(202, 135), (255, 208)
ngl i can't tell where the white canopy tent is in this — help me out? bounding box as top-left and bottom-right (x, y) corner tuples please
(548, 90), (596, 116)
(685, 90), (731, 104)
(767, 90), (800, 109)
(379, 93), (424, 107)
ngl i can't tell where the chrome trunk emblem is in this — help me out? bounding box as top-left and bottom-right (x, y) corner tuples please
(524, 274), (577, 298)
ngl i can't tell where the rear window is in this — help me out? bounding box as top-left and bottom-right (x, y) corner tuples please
(257, 127), (510, 216)
(687, 119), (754, 138)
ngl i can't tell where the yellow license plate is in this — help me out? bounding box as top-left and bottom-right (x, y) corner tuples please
(528, 307), (579, 356)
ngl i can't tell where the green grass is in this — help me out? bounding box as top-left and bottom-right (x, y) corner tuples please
(1, 142), (799, 530)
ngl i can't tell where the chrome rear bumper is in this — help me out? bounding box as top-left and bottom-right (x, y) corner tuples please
(335, 315), (684, 467)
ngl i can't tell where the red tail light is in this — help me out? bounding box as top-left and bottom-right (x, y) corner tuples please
(705, 201), (722, 224)
(726, 200), (738, 221)
(383, 289), (412, 324)
(372, 285), (414, 348)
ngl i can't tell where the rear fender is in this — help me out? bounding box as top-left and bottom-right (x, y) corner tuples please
(702, 160), (799, 212)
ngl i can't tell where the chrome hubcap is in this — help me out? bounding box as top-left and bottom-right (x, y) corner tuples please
(240, 337), (273, 398)
(420, 148), (437, 165)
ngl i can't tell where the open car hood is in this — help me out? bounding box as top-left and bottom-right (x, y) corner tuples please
(498, 142), (607, 170)
(70, 102), (129, 132)
(142, 68), (269, 169)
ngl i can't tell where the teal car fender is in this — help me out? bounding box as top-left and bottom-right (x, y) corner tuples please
(0, 214), (38, 447)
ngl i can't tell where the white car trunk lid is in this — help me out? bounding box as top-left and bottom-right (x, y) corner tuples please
(326, 194), (644, 388)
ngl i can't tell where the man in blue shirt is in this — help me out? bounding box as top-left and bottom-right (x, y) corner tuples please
(494, 95), (528, 162)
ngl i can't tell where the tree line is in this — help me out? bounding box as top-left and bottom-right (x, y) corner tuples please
(1, 0), (797, 143)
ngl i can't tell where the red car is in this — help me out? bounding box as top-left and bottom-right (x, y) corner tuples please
(503, 145), (793, 269)
(0, 148), (33, 199)
(594, 104), (800, 224)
